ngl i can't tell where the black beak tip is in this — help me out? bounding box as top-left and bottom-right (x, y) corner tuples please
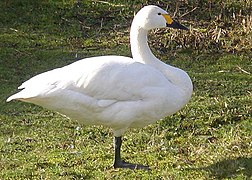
(180, 25), (189, 31)
(166, 21), (189, 31)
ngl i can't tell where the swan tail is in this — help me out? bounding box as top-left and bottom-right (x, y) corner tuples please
(6, 89), (37, 102)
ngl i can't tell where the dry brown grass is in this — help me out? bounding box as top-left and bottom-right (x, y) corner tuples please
(147, 0), (252, 53)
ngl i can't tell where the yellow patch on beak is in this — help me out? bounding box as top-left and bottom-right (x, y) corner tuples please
(162, 14), (173, 24)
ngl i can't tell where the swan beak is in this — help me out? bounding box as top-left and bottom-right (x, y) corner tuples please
(162, 14), (189, 31)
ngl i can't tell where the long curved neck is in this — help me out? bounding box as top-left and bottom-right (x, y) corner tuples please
(130, 24), (193, 101)
(130, 26), (157, 64)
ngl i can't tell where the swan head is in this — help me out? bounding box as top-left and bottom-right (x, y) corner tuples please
(133, 5), (188, 31)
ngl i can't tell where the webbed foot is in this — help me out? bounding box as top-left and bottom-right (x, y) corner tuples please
(114, 160), (150, 170)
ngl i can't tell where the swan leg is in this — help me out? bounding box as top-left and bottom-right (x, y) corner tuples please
(113, 136), (150, 170)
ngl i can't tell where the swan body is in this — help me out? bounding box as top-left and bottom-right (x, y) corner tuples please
(7, 5), (193, 169)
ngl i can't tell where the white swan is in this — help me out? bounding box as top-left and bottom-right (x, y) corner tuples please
(7, 5), (193, 170)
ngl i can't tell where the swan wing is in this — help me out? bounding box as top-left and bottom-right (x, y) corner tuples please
(69, 56), (169, 101)
(8, 56), (166, 101)
(7, 55), (170, 123)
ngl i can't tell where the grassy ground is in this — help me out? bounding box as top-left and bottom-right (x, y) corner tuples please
(0, 0), (251, 179)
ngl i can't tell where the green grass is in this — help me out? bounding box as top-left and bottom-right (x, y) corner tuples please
(0, 0), (251, 179)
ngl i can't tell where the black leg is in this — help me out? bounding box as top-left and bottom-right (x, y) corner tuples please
(113, 136), (150, 170)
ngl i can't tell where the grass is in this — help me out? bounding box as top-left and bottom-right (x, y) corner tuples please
(0, 0), (251, 179)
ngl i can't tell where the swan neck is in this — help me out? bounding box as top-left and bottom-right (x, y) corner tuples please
(130, 26), (156, 63)
(130, 22), (193, 101)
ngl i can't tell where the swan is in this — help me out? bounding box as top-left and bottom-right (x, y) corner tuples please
(7, 5), (193, 170)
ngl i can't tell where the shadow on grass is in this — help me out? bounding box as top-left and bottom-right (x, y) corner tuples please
(195, 157), (252, 179)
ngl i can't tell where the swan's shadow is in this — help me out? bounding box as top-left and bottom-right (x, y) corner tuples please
(192, 157), (252, 179)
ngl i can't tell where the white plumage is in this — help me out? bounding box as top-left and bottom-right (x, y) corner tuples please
(7, 5), (193, 169)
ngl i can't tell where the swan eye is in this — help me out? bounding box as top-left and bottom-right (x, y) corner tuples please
(158, 13), (162, 15)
